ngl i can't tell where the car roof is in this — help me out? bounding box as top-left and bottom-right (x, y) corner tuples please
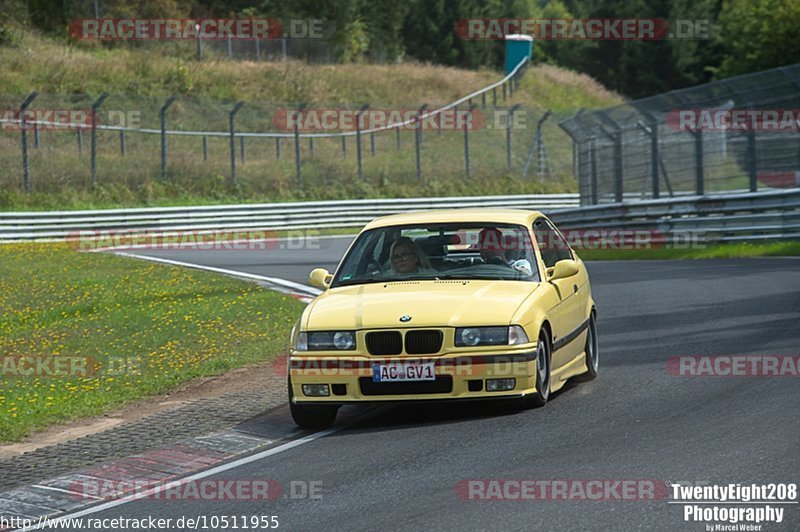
(362, 208), (545, 230)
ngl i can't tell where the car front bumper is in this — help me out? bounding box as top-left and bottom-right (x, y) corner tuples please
(289, 348), (541, 404)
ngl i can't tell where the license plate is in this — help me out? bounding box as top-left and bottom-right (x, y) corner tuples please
(372, 361), (436, 382)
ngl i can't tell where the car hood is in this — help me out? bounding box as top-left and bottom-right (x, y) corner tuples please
(304, 280), (539, 330)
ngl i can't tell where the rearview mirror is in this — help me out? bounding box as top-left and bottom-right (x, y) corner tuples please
(548, 259), (579, 281)
(309, 268), (333, 289)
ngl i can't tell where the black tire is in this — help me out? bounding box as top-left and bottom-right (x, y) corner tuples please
(524, 328), (551, 408)
(575, 311), (598, 382)
(288, 378), (338, 429)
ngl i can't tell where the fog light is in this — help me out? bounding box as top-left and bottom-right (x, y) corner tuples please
(486, 378), (516, 392)
(302, 384), (330, 397)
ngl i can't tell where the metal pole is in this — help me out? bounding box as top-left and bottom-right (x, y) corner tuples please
(77, 130), (83, 156)
(650, 122), (659, 199)
(203, 135), (208, 161)
(502, 83), (507, 102)
(240, 136), (246, 163)
(370, 132), (376, 156)
(19, 92), (37, 193)
(590, 138), (599, 205)
(281, 39), (287, 61)
(33, 123), (39, 149)
(464, 105), (476, 179)
(119, 130), (125, 156)
(492, 88), (497, 107)
(294, 103), (306, 187)
(196, 24), (202, 60)
(356, 104), (368, 180)
(90, 92), (108, 187)
(415, 104), (428, 182)
(275, 138), (281, 160)
(341, 136), (347, 159)
(229, 101), (245, 185)
(506, 104), (521, 169)
(481, 92), (486, 108)
(255, 38), (260, 61)
(309, 137), (314, 158)
(694, 130), (704, 196)
(747, 123), (758, 192)
(227, 35), (233, 60)
(396, 128), (400, 150)
(160, 96), (176, 182)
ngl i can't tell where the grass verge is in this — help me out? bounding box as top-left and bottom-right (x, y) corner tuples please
(0, 242), (304, 443)
(577, 241), (800, 261)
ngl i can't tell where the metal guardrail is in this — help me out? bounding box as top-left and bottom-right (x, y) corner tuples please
(0, 193), (579, 240)
(3, 189), (798, 243)
(549, 188), (800, 243)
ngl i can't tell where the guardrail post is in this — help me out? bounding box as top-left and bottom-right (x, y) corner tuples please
(255, 38), (261, 61)
(275, 138), (281, 160)
(119, 130), (126, 156)
(694, 129), (704, 196)
(160, 96), (176, 182)
(19, 91), (37, 194)
(508, 78), (514, 98)
(77, 129), (83, 156)
(227, 35), (233, 59)
(355, 104), (369, 180)
(308, 137), (314, 158)
(506, 104), (521, 169)
(481, 92), (486, 108)
(203, 135), (208, 161)
(747, 117), (758, 192)
(196, 24), (203, 60)
(502, 83), (507, 102)
(341, 136), (347, 159)
(415, 104), (428, 182)
(229, 101), (245, 186)
(395, 128), (400, 150)
(91, 92), (108, 188)
(492, 87), (497, 107)
(370, 132), (376, 156)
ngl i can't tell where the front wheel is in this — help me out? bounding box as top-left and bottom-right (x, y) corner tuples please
(575, 312), (598, 382)
(288, 378), (338, 429)
(523, 328), (551, 408)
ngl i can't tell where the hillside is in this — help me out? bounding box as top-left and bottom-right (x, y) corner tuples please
(0, 30), (622, 210)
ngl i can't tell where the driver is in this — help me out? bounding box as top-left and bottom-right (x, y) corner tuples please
(476, 227), (508, 265)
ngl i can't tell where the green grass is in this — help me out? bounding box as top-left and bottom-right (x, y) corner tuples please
(0, 242), (305, 443)
(577, 241), (800, 261)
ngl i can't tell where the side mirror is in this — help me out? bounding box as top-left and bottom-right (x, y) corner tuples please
(548, 259), (579, 281)
(309, 268), (333, 290)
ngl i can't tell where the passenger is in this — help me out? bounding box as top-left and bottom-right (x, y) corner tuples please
(389, 236), (435, 275)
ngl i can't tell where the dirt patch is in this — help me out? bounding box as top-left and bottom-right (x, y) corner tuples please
(0, 356), (288, 459)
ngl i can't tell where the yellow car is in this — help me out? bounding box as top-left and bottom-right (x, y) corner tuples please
(288, 209), (598, 428)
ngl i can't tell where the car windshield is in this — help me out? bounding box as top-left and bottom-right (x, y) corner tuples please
(331, 223), (539, 287)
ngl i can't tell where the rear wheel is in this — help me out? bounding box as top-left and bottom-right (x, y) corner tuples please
(524, 328), (551, 408)
(288, 378), (338, 429)
(576, 312), (598, 382)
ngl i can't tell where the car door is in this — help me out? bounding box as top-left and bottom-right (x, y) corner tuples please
(532, 218), (584, 372)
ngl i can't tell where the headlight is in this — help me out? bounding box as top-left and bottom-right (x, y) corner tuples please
(455, 326), (529, 347)
(295, 331), (356, 351)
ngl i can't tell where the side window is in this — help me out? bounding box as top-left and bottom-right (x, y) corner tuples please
(532, 218), (572, 269)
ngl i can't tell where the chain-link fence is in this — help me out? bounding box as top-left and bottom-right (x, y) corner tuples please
(560, 64), (800, 206)
(0, 62), (577, 201)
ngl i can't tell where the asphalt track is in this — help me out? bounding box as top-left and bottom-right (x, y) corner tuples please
(43, 239), (800, 530)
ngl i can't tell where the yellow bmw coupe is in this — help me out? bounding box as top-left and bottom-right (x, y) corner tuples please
(288, 209), (598, 428)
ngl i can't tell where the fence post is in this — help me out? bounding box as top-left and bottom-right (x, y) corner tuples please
(415, 104), (428, 182)
(195, 23), (203, 60)
(229, 101), (245, 186)
(492, 87), (497, 107)
(227, 35), (233, 59)
(590, 138), (599, 205)
(370, 132), (376, 156)
(33, 122), (39, 149)
(597, 112), (623, 203)
(522, 110), (551, 180)
(19, 91), (37, 194)
(395, 128), (400, 150)
(275, 138), (281, 160)
(119, 130), (126, 156)
(240, 136), (246, 163)
(90, 92), (109, 188)
(160, 96), (176, 182)
(355, 104), (369, 180)
(255, 38), (261, 61)
(481, 92), (486, 108)
(463, 104), (477, 179)
(308, 136), (314, 158)
(203, 135), (208, 161)
(693, 130), (704, 195)
(649, 122), (659, 199)
(502, 82), (507, 102)
(294, 103), (306, 187)
(746, 105), (758, 192)
(77, 130), (83, 156)
(341, 136), (347, 159)
(506, 104), (521, 169)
